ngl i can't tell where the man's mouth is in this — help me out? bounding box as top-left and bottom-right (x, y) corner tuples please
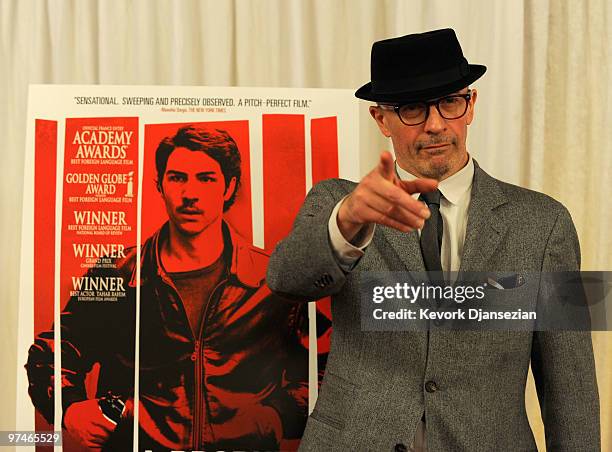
(422, 143), (449, 150)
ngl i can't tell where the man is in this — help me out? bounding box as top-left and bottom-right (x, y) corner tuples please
(267, 29), (600, 451)
(26, 125), (308, 451)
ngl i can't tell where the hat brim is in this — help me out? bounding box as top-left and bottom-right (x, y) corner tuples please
(355, 64), (486, 103)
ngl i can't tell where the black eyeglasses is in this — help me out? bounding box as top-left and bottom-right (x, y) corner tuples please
(379, 90), (472, 126)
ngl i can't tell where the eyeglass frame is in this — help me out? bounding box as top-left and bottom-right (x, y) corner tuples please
(378, 89), (472, 126)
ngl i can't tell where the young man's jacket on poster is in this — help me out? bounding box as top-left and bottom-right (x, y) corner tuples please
(25, 221), (308, 451)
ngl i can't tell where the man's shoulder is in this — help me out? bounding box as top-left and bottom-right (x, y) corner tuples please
(228, 228), (272, 287)
(234, 235), (270, 264)
(498, 179), (569, 216)
(478, 167), (570, 218)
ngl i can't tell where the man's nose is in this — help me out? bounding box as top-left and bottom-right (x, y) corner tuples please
(181, 194), (199, 207)
(423, 104), (446, 133)
(180, 179), (199, 198)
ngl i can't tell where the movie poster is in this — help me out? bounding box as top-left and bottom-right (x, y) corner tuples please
(17, 86), (358, 452)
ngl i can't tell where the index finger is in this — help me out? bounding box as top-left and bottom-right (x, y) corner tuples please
(399, 178), (438, 195)
(377, 151), (397, 182)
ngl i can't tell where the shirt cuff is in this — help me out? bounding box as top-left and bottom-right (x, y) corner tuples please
(328, 197), (375, 269)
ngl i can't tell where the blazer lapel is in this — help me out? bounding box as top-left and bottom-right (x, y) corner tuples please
(460, 162), (508, 272)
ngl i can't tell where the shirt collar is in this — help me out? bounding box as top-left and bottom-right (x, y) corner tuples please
(395, 155), (474, 205)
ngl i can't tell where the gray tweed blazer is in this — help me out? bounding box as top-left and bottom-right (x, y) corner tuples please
(267, 163), (600, 452)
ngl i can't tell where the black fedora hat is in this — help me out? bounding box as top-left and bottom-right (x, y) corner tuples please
(355, 28), (486, 103)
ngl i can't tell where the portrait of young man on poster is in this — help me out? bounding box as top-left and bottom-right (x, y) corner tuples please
(25, 125), (309, 452)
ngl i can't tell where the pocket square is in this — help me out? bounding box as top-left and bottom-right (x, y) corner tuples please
(487, 273), (525, 290)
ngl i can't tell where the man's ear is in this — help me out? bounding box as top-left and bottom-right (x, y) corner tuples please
(369, 106), (392, 137)
(466, 89), (477, 125)
(224, 177), (237, 202)
(156, 178), (163, 194)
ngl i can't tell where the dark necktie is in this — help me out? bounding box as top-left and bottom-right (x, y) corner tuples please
(418, 190), (443, 436)
(419, 189), (443, 272)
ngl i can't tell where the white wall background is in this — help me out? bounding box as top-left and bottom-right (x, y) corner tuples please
(1, 0), (610, 450)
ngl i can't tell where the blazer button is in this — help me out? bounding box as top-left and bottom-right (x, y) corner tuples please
(425, 380), (438, 393)
(394, 443), (407, 452)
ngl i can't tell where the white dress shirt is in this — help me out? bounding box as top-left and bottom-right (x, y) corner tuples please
(327, 155), (475, 451)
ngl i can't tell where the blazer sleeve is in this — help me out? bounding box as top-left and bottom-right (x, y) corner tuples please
(530, 206), (601, 451)
(267, 179), (354, 301)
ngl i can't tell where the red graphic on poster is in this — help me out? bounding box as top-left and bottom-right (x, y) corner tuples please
(26, 117), (140, 451)
(24, 110), (342, 452)
(30, 120), (58, 452)
(262, 114), (306, 252)
(262, 115), (338, 384)
(60, 117), (139, 303)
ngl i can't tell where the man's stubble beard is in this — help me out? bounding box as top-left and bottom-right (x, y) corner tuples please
(419, 161), (451, 180)
(412, 137), (467, 180)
